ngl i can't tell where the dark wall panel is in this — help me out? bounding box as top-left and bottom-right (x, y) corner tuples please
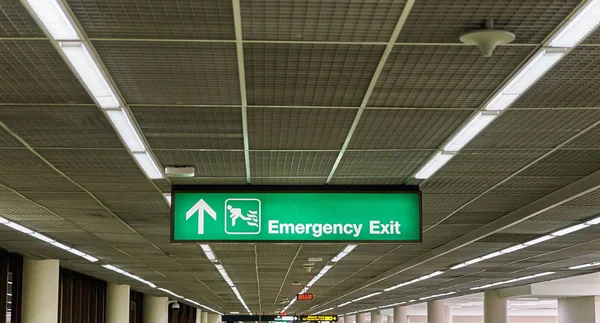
(130, 290), (143, 323)
(169, 302), (196, 323)
(0, 248), (23, 323)
(59, 268), (106, 323)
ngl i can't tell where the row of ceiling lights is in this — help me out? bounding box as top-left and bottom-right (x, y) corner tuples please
(283, 245), (357, 313)
(325, 213), (600, 315)
(414, 0), (600, 179)
(0, 214), (221, 314)
(23, 0), (164, 180)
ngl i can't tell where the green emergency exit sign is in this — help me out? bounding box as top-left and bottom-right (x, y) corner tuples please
(170, 186), (421, 243)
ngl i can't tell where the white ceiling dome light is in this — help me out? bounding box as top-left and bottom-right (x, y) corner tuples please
(460, 19), (516, 57)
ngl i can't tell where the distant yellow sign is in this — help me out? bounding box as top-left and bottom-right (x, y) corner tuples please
(300, 315), (338, 322)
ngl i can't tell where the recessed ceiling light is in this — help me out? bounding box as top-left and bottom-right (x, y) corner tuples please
(292, 282), (302, 286)
(308, 257), (322, 262)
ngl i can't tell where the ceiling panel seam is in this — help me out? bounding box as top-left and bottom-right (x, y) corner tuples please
(325, 0), (417, 183)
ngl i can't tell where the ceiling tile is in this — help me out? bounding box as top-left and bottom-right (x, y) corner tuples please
(154, 150), (246, 177)
(0, 0), (45, 37)
(396, 0), (580, 44)
(245, 43), (385, 106)
(94, 41), (240, 105)
(368, 45), (532, 108)
(241, 0), (405, 42)
(0, 40), (93, 104)
(248, 107), (356, 150)
(335, 150), (430, 177)
(68, 0), (235, 40)
(132, 106), (244, 150)
(250, 151), (338, 177)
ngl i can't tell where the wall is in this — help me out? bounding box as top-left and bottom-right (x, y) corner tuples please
(59, 268), (107, 323)
(0, 249), (23, 323)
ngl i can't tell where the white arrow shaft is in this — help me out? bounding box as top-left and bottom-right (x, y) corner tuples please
(198, 210), (205, 235)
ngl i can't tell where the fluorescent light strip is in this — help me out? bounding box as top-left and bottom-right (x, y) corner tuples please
(550, 0), (600, 48)
(419, 291), (457, 301)
(106, 109), (146, 152)
(414, 152), (455, 179)
(133, 152), (164, 179)
(450, 221), (597, 271)
(284, 245), (357, 312)
(443, 112), (498, 152)
(103, 264), (156, 288)
(352, 292), (382, 302)
(384, 271), (444, 292)
(25, 0), (79, 40)
(158, 287), (183, 298)
(485, 49), (565, 111)
(338, 301), (353, 308)
(314, 307), (334, 314)
(200, 245), (252, 314)
(378, 301), (406, 309)
(164, 194), (172, 206)
(2, 220), (98, 262)
(59, 42), (120, 109)
(470, 272), (555, 290)
(186, 299), (224, 316)
(569, 261), (600, 270)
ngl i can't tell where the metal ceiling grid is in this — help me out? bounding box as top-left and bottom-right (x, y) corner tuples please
(566, 124), (600, 148)
(467, 109), (600, 149)
(250, 151), (339, 177)
(436, 150), (551, 177)
(70, 176), (158, 192)
(132, 106), (244, 150)
(93, 41), (241, 105)
(252, 177), (328, 185)
(93, 192), (169, 213)
(334, 150), (431, 177)
(37, 149), (145, 177)
(0, 0), (45, 37)
(513, 47), (600, 109)
(67, 0), (236, 40)
(0, 174), (82, 192)
(395, 0), (581, 44)
(0, 127), (23, 147)
(367, 46), (533, 108)
(0, 40), (93, 104)
(0, 105), (122, 148)
(442, 211), (510, 225)
(0, 149), (60, 176)
(240, 0), (406, 42)
(328, 177), (407, 185)
(244, 43), (385, 106)
(520, 149), (600, 177)
(153, 150), (246, 177)
(348, 109), (473, 150)
(421, 176), (507, 194)
(247, 107), (357, 150)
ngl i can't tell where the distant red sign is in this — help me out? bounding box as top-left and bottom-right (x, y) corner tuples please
(297, 293), (314, 301)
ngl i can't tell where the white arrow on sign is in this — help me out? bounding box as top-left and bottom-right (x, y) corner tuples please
(186, 199), (217, 234)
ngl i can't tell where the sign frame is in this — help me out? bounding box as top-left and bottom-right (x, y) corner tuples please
(170, 185), (422, 243)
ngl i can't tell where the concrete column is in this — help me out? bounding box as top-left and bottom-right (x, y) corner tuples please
(107, 283), (130, 323)
(357, 312), (367, 323)
(207, 313), (220, 323)
(371, 310), (383, 323)
(345, 314), (356, 323)
(387, 315), (393, 323)
(427, 300), (444, 323)
(484, 290), (507, 323)
(143, 295), (168, 323)
(444, 305), (452, 323)
(201, 311), (208, 323)
(558, 296), (600, 323)
(394, 306), (408, 323)
(196, 308), (202, 323)
(21, 258), (59, 323)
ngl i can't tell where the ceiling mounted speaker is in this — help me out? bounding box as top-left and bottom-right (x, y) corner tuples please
(460, 20), (515, 57)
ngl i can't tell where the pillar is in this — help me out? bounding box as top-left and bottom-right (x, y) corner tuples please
(387, 315), (393, 323)
(196, 308), (202, 323)
(371, 310), (383, 323)
(143, 295), (168, 323)
(107, 283), (130, 323)
(444, 305), (452, 323)
(207, 313), (220, 323)
(357, 312), (366, 323)
(345, 314), (356, 323)
(428, 300), (444, 323)
(21, 258), (59, 323)
(201, 311), (208, 323)
(394, 306), (408, 323)
(558, 296), (600, 323)
(484, 290), (507, 323)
